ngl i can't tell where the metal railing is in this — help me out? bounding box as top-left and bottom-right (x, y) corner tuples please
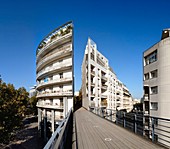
(146, 116), (170, 148)
(44, 109), (73, 149)
(89, 107), (170, 148)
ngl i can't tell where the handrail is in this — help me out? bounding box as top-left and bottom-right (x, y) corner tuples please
(43, 109), (73, 149)
(89, 107), (170, 148)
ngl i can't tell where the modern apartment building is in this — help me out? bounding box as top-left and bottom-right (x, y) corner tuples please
(82, 38), (132, 112)
(143, 28), (170, 145)
(36, 22), (74, 138)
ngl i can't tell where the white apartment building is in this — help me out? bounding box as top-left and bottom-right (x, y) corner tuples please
(29, 85), (36, 98)
(82, 38), (132, 112)
(36, 22), (74, 138)
(143, 28), (170, 146)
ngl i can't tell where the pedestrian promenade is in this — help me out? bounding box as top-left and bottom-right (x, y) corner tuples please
(74, 108), (165, 149)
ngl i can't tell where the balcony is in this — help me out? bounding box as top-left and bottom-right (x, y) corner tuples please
(101, 75), (107, 81)
(91, 82), (95, 86)
(36, 103), (64, 110)
(101, 85), (107, 90)
(91, 71), (95, 76)
(37, 78), (72, 89)
(101, 94), (107, 98)
(37, 91), (73, 98)
(37, 32), (72, 60)
(144, 94), (149, 101)
(90, 101), (95, 107)
(116, 100), (121, 104)
(37, 63), (72, 79)
(37, 47), (71, 71)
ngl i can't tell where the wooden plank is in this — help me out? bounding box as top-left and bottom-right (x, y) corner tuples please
(75, 108), (165, 149)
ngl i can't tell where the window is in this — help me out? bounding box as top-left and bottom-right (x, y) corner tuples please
(144, 73), (149, 80)
(150, 70), (157, 79)
(151, 86), (158, 94)
(59, 73), (63, 78)
(144, 50), (157, 65)
(150, 102), (158, 110)
(59, 85), (63, 91)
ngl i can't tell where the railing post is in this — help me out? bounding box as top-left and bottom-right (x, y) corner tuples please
(134, 114), (137, 133)
(152, 117), (155, 142)
(110, 110), (112, 121)
(123, 112), (126, 128)
(44, 110), (47, 143)
(116, 113), (118, 125)
(101, 109), (104, 118)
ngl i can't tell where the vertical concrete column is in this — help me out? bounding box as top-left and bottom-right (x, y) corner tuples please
(51, 110), (55, 134)
(38, 108), (42, 131)
(44, 109), (47, 142)
(64, 97), (68, 117)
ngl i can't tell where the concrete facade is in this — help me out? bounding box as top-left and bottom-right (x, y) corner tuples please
(143, 28), (170, 118)
(82, 38), (133, 112)
(36, 22), (74, 140)
(143, 29), (170, 146)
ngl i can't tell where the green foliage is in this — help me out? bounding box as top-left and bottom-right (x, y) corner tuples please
(74, 88), (82, 111)
(0, 80), (38, 143)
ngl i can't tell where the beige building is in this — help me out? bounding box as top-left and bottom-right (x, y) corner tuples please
(36, 22), (74, 138)
(82, 38), (133, 112)
(143, 28), (170, 146)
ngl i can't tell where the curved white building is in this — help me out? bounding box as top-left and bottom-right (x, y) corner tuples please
(36, 22), (74, 138)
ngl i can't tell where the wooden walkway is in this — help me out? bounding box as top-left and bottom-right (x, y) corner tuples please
(74, 108), (165, 149)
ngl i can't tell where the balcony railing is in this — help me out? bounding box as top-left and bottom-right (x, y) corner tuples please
(101, 75), (107, 81)
(37, 32), (72, 59)
(36, 103), (64, 109)
(37, 63), (72, 79)
(90, 102), (95, 107)
(144, 94), (149, 101)
(91, 71), (95, 76)
(37, 91), (73, 98)
(37, 47), (71, 71)
(37, 78), (72, 89)
(43, 109), (73, 149)
(101, 85), (107, 90)
(101, 94), (107, 98)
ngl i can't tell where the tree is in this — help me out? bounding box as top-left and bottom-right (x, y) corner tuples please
(0, 81), (32, 143)
(27, 95), (38, 115)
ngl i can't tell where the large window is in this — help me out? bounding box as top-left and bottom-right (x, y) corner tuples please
(150, 102), (158, 110)
(151, 86), (158, 94)
(144, 50), (157, 65)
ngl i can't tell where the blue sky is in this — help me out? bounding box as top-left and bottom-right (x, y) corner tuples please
(0, 0), (170, 98)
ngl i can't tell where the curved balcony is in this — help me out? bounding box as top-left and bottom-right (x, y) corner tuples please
(37, 91), (73, 98)
(36, 62), (72, 80)
(36, 103), (64, 110)
(37, 78), (72, 90)
(37, 33), (72, 60)
(36, 47), (72, 71)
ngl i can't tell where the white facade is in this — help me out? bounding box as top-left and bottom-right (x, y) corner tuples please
(82, 38), (133, 112)
(36, 22), (74, 136)
(143, 29), (170, 146)
(143, 28), (170, 118)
